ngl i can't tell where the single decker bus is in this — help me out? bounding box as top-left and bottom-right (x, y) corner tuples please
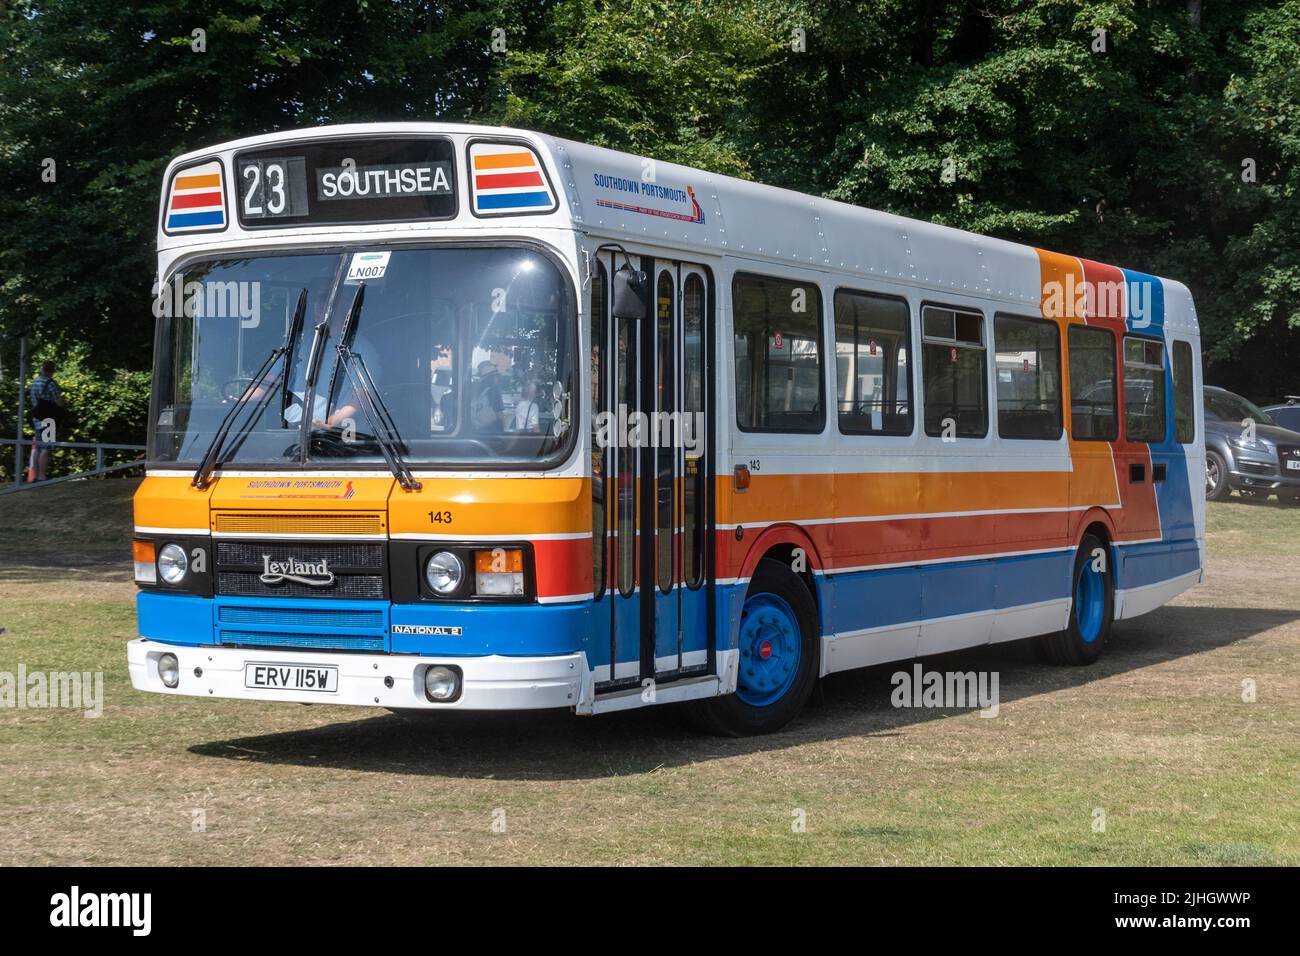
(128, 123), (1204, 734)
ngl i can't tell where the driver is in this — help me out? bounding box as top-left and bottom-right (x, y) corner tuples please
(239, 331), (385, 431)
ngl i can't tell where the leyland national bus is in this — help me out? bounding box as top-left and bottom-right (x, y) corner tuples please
(127, 123), (1204, 734)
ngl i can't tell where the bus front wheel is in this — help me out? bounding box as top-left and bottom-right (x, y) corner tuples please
(690, 558), (818, 736)
(1039, 532), (1113, 665)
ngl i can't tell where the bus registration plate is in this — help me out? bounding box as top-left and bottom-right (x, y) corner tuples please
(245, 662), (339, 693)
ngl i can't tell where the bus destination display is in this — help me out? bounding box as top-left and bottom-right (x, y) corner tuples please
(235, 137), (457, 227)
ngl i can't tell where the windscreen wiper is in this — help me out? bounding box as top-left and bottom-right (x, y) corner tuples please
(191, 288), (308, 489)
(331, 283), (422, 492)
(336, 348), (421, 491)
(278, 288), (309, 423)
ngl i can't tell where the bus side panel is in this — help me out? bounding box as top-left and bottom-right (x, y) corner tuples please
(821, 565), (921, 673)
(679, 585), (709, 668)
(1113, 271), (1202, 616)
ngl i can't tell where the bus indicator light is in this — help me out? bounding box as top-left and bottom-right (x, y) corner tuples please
(474, 548), (525, 596)
(133, 539), (157, 585)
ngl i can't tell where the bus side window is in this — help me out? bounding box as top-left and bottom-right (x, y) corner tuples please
(921, 304), (987, 438)
(1067, 325), (1117, 441)
(1123, 336), (1166, 442)
(731, 273), (824, 433)
(1172, 339), (1196, 444)
(834, 290), (913, 436)
(994, 313), (1062, 440)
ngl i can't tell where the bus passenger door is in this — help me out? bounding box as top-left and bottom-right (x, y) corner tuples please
(591, 251), (713, 694)
(600, 255), (643, 685)
(649, 264), (712, 682)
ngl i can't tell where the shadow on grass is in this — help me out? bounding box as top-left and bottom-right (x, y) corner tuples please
(188, 603), (1298, 781)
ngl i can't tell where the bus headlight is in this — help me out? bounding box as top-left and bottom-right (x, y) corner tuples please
(157, 543), (189, 585)
(424, 551), (464, 595)
(423, 665), (461, 702)
(157, 653), (180, 688)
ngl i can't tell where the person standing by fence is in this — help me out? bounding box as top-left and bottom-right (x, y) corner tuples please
(27, 360), (65, 482)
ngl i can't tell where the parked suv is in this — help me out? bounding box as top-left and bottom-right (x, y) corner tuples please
(1204, 386), (1300, 502)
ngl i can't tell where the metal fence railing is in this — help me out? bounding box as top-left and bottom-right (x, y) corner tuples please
(0, 438), (146, 495)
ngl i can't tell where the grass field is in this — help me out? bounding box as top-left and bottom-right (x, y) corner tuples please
(1, 479), (1298, 865)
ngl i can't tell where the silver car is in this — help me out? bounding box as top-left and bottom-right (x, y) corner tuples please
(1203, 386), (1300, 502)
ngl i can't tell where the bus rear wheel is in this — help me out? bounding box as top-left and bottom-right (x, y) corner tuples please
(689, 558), (818, 736)
(1039, 532), (1113, 665)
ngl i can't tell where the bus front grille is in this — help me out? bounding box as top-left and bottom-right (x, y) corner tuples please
(217, 605), (385, 629)
(216, 572), (386, 599)
(218, 630), (385, 653)
(212, 511), (385, 535)
(213, 540), (388, 600)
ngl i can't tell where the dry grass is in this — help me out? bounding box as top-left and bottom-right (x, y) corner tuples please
(0, 480), (1297, 865)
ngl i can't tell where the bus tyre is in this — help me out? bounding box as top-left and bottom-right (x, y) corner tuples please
(690, 558), (818, 736)
(1040, 533), (1113, 666)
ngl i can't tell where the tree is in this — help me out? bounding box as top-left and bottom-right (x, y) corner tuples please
(3, 0), (1299, 460)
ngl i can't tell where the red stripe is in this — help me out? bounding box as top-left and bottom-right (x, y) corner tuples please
(714, 510), (1079, 580)
(170, 191), (223, 210)
(532, 538), (590, 597)
(475, 171), (543, 190)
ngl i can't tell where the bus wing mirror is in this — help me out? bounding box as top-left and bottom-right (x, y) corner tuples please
(611, 266), (648, 320)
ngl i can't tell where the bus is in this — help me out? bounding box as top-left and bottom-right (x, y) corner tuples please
(127, 123), (1204, 734)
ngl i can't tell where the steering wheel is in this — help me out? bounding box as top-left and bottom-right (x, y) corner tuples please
(220, 377), (257, 402)
(307, 424), (382, 458)
(456, 437), (496, 455)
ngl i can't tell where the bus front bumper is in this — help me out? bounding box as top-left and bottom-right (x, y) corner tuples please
(126, 639), (587, 711)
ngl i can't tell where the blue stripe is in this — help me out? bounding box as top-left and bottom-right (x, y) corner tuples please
(390, 601), (585, 656)
(166, 210), (224, 229)
(1122, 270), (1197, 544)
(1114, 540), (1200, 590)
(139, 548), (1195, 667)
(138, 592), (212, 645)
(818, 550), (1073, 636)
(475, 191), (552, 210)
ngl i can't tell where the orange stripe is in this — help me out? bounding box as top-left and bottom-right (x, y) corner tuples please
(472, 152), (535, 171)
(174, 173), (222, 190)
(718, 470), (1080, 528)
(133, 476), (211, 529)
(388, 477), (587, 536)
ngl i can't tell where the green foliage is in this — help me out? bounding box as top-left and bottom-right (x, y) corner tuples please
(2, 0), (1300, 434)
(0, 344), (149, 480)
(496, 0), (785, 176)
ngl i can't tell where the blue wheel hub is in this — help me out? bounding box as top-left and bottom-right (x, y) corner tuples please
(1074, 556), (1106, 643)
(736, 593), (801, 707)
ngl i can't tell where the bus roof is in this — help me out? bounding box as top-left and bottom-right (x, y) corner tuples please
(158, 121), (1197, 334)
